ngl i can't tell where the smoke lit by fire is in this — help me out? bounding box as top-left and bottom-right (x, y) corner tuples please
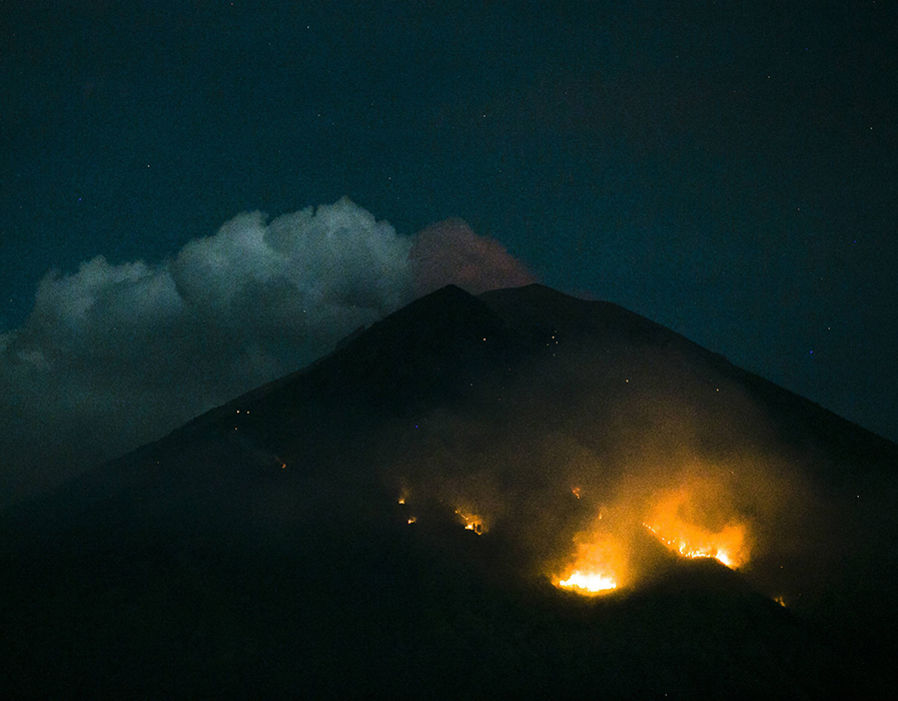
(642, 522), (740, 568)
(384, 376), (801, 605)
(553, 526), (629, 596)
(548, 475), (755, 596)
(641, 486), (750, 569)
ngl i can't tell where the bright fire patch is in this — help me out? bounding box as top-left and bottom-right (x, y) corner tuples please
(553, 529), (626, 596)
(557, 571), (617, 593)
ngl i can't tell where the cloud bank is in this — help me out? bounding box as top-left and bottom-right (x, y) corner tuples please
(0, 198), (534, 504)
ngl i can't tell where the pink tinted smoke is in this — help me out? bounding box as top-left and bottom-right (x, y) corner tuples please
(409, 218), (536, 296)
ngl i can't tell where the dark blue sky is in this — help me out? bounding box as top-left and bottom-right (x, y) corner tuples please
(2, 1), (897, 443)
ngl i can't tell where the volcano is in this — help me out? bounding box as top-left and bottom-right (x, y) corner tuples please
(2, 284), (897, 697)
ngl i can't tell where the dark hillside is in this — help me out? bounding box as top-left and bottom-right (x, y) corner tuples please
(2, 284), (896, 697)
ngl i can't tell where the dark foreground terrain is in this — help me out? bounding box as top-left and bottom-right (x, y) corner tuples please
(3, 285), (897, 697)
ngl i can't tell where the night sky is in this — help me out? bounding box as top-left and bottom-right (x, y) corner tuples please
(2, 1), (897, 498)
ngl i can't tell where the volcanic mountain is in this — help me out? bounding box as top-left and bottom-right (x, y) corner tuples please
(3, 284), (897, 697)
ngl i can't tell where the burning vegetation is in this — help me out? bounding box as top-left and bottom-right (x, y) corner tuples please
(548, 474), (755, 596)
(396, 465), (760, 599)
(454, 507), (486, 534)
(387, 390), (794, 606)
(557, 571), (617, 594)
(553, 530), (625, 595)
(393, 485), (488, 535)
(550, 507), (632, 596)
(641, 486), (750, 569)
(642, 522), (742, 568)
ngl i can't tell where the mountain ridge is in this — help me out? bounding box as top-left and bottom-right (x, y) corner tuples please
(2, 283), (896, 697)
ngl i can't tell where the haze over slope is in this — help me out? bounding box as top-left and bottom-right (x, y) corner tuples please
(3, 284), (896, 697)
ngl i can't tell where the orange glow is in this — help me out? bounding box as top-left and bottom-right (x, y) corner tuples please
(571, 486), (582, 499)
(406, 516), (417, 525)
(642, 487), (750, 569)
(454, 508), (485, 534)
(553, 530), (626, 596)
(558, 571), (616, 593)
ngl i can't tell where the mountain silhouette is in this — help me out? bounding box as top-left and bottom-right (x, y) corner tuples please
(2, 284), (896, 698)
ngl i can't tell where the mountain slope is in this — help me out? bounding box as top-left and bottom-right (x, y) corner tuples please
(2, 284), (896, 697)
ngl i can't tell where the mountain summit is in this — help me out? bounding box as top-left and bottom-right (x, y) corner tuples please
(3, 284), (897, 697)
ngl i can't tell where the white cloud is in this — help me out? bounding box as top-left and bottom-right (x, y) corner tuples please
(0, 198), (412, 502)
(0, 198), (534, 506)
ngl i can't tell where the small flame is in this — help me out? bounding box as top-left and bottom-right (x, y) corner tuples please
(454, 508), (485, 534)
(571, 486), (582, 500)
(407, 516), (417, 525)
